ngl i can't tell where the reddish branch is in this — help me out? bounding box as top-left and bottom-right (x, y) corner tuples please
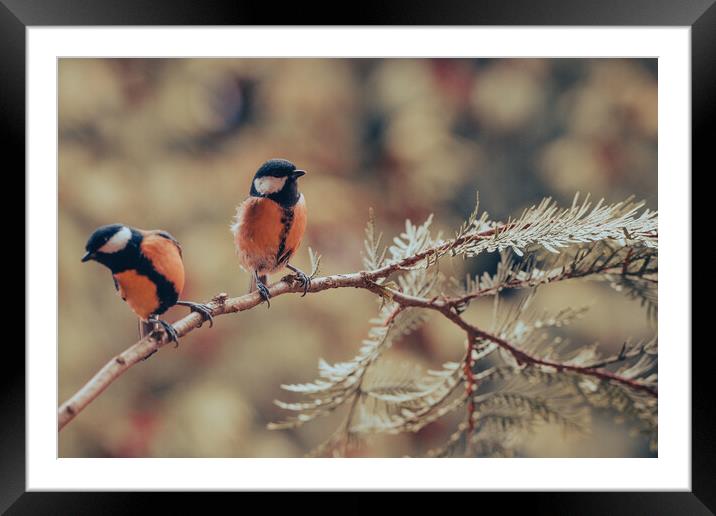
(444, 312), (658, 397)
(378, 289), (657, 397)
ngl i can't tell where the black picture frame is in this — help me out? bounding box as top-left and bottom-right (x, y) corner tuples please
(4, 1), (708, 512)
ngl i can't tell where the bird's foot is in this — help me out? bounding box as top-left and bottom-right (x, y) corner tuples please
(151, 318), (180, 348)
(176, 300), (214, 328)
(256, 280), (271, 308)
(287, 264), (311, 297)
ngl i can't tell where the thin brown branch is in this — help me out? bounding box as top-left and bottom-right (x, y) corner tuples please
(372, 289), (658, 398)
(59, 222), (657, 431)
(442, 311), (658, 398)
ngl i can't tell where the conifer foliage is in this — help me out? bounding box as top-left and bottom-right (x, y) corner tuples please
(270, 193), (658, 457)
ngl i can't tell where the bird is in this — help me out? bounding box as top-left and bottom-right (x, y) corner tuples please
(230, 158), (309, 307)
(81, 224), (214, 346)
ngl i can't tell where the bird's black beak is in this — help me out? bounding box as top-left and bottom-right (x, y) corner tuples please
(81, 251), (95, 263)
(292, 169), (306, 178)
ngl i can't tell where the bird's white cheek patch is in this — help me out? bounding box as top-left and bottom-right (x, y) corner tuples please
(254, 176), (287, 195)
(99, 226), (132, 253)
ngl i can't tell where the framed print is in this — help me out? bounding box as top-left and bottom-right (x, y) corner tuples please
(6, 0), (710, 512)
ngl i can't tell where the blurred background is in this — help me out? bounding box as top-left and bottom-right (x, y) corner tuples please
(59, 58), (657, 458)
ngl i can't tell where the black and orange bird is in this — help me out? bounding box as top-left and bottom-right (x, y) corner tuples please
(230, 158), (309, 306)
(81, 224), (213, 344)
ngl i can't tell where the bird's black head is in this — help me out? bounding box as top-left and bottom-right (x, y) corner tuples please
(250, 158), (306, 207)
(82, 224), (139, 271)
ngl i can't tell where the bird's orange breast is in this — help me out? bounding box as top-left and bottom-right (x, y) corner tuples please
(113, 270), (160, 320)
(113, 232), (185, 320)
(232, 194), (307, 274)
(233, 196), (284, 272)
